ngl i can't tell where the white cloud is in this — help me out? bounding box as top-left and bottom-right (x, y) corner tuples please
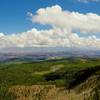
(31, 5), (100, 34)
(0, 28), (71, 48)
(0, 5), (100, 49)
(27, 12), (33, 17)
(78, 0), (100, 3)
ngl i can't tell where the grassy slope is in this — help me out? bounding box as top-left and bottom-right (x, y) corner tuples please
(0, 58), (100, 100)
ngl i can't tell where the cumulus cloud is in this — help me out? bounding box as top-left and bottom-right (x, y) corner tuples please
(0, 5), (100, 49)
(78, 0), (100, 3)
(0, 28), (72, 48)
(31, 5), (100, 34)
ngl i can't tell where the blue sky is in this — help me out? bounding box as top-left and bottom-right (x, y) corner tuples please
(0, 0), (100, 34)
(0, 0), (100, 49)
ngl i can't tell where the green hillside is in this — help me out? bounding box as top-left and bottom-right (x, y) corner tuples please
(0, 58), (100, 100)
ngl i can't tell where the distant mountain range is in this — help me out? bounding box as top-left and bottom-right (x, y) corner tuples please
(0, 47), (100, 62)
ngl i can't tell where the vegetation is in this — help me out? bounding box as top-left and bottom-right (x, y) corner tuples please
(0, 58), (100, 100)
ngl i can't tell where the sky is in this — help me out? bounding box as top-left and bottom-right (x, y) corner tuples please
(0, 0), (100, 49)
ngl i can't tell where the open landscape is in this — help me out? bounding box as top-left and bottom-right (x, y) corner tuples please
(0, 55), (100, 100)
(0, 0), (100, 100)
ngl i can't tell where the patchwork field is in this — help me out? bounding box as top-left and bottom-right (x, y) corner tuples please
(0, 58), (100, 100)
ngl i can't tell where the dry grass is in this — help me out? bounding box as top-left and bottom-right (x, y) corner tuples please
(9, 84), (97, 100)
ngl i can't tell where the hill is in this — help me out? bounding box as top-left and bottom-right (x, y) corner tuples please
(0, 58), (100, 100)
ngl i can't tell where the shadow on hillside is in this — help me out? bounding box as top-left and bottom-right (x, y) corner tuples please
(44, 66), (100, 89)
(67, 66), (100, 89)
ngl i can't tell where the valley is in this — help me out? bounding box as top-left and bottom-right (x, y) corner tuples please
(0, 58), (100, 100)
